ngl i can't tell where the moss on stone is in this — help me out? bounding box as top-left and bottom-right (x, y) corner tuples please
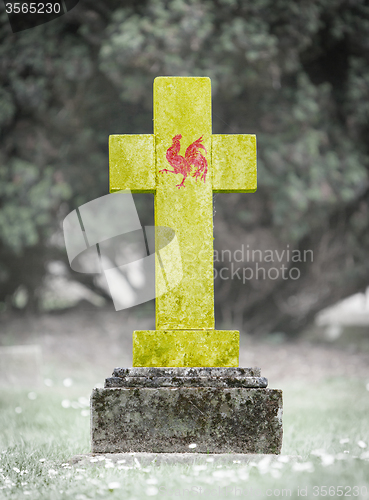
(91, 387), (282, 454)
(133, 330), (239, 367)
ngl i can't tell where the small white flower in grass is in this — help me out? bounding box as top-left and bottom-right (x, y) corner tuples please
(44, 379), (53, 387)
(146, 478), (158, 485)
(97, 456), (105, 461)
(27, 392), (37, 400)
(188, 443), (197, 449)
(206, 457), (214, 462)
(105, 462), (114, 468)
(13, 467), (20, 473)
(146, 486), (158, 496)
(117, 459), (126, 464)
(277, 455), (289, 463)
(257, 456), (272, 473)
(61, 400), (70, 409)
(358, 440), (367, 449)
(292, 462), (314, 473)
(75, 469), (85, 473)
(48, 469), (57, 476)
(238, 470), (249, 481)
(90, 458), (99, 463)
(15, 407), (22, 414)
(81, 410), (89, 417)
(321, 455), (335, 466)
(20, 470), (28, 475)
(344, 450), (349, 453)
(340, 438), (349, 444)
(63, 378), (73, 387)
(270, 469), (282, 479)
(212, 469), (237, 479)
(233, 460), (241, 464)
(108, 482), (120, 491)
(61, 463), (70, 467)
(24, 491), (30, 495)
(193, 465), (207, 471)
(21, 482), (27, 486)
(39, 459), (46, 463)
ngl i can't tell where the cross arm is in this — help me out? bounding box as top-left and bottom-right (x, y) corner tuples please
(212, 134), (257, 193)
(109, 134), (156, 193)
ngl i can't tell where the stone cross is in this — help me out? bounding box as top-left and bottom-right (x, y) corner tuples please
(109, 77), (256, 367)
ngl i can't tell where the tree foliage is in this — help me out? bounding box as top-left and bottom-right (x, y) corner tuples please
(1, 0), (369, 333)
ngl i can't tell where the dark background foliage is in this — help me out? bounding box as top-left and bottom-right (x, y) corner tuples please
(1, 0), (369, 334)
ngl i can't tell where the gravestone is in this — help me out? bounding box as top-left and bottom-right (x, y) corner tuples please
(91, 77), (283, 453)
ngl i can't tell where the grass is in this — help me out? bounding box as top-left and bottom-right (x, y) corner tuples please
(0, 378), (369, 499)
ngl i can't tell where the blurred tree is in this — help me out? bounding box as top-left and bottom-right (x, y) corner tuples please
(0, 0), (369, 334)
(0, 0), (148, 310)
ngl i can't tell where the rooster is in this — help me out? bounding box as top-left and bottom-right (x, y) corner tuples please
(159, 134), (208, 189)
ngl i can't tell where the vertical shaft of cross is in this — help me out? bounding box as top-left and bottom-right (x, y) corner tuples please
(154, 77), (214, 330)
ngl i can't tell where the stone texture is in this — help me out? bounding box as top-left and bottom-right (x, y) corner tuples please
(154, 77), (214, 330)
(108, 77), (258, 366)
(91, 368), (282, 454)
(109, 134), (155, 193)
(112, 367), (261, 377)
(107, 366), (266, 389)
(91, 385), (283, 454)
(105, 376), (268, 388)
(95, 78), (280, 456)
(212, 134), (257, 193)
(132, 330), (239, 367)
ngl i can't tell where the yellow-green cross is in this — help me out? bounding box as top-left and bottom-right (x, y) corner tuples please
(109, 77), (256, 367)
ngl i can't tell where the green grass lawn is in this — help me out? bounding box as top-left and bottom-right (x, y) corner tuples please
(0, 378), (369, 499)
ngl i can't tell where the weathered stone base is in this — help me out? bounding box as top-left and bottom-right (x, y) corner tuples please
(91, 368), (283, 454)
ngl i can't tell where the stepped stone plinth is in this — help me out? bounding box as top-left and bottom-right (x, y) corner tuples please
(91, 367), (283, 454)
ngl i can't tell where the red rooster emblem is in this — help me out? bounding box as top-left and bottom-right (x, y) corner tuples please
(159, 134), (208, 189)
